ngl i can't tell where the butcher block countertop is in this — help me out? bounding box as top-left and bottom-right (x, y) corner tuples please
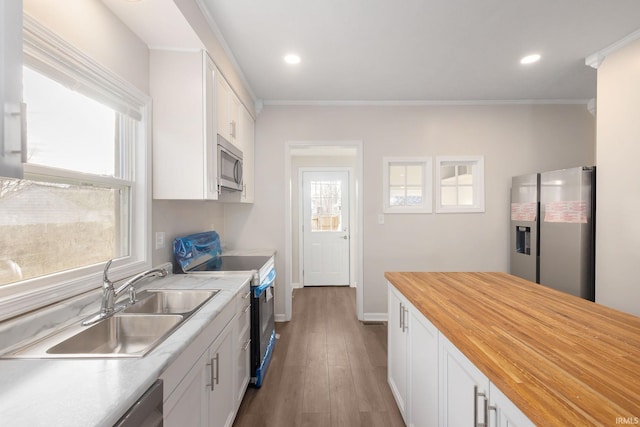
(384, 272), (640, 426)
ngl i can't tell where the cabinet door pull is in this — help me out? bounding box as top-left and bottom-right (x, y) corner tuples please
(243, 339), (251, 351)
(243, 290), (251, 300)
(402, 307), (409, 332)
(399, 302), (403, 330)
(488, 403), (497, 427)
(243, 303), (251, 313)
(214, 353), (220, 386)
(474, 385), (489, 427)
(206, 359), (215, 391)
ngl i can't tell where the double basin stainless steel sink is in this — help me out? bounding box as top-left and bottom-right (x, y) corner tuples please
(4, 289), (219, 359)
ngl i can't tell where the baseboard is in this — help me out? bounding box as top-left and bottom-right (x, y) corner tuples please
(275, 313), (287, 322)
(363, 312), (387, 322)
(292, 282), (302, 289)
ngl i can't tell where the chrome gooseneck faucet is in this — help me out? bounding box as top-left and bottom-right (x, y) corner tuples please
(83, 260), (168, 326)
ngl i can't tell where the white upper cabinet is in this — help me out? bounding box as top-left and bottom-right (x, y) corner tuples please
(151, 50), (218, 200)
(0, 0), (24, 179)
(216, 74), (240, 148)
(238, 105), (254, 203)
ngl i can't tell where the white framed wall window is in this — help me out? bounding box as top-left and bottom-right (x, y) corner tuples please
(383, 157), (432, 213)
(0, 16), (152, 321)
(435, 155), (485, 213)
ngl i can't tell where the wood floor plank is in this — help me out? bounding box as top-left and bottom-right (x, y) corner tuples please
(300, 412), (331, 427)
(233, 287), (405, 427)
(328, 364), (362, 427)
(302, 360), (331, 413)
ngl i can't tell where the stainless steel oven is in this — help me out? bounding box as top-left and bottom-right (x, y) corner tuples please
(174, 232), (276, 388)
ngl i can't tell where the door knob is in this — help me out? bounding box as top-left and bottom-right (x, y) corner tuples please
(340, 235), (348, 240)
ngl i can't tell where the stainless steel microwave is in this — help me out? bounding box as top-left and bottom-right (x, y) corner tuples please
(217, 135), (243, 192)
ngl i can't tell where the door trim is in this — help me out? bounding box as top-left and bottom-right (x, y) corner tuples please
(284, 141), (364, 321)
(298, 167), (353, 287)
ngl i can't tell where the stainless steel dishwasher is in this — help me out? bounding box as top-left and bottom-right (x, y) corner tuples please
(114, 380), (163, 427)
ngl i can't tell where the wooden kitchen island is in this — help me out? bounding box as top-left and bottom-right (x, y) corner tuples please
(385, 272), (640, 426)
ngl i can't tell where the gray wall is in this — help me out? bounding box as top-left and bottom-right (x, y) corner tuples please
(595, 37), (640, 317)
(224, 104), (596, 318)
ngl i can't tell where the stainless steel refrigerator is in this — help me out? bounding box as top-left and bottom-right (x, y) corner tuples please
(510, 166), (595, 301)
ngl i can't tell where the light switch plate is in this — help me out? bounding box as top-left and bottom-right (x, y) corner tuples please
(378, 214), (385, 225)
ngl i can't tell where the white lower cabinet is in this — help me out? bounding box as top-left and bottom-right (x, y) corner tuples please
(387, 283), (439, 427)
(388, 281), (533, 427)
(440, 334), (491, 426)
(490, 384), (534, 427)
(408, 306), (439, 427)
(164, 319), (234, 427)
(440, 335), (533, 427)
(162, 281), (251, 427)
(387, 285), (408, 421)
(233, 287), (252, 407)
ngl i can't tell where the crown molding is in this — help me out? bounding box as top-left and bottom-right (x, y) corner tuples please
(261, 99), (590, 107)
(585, 28), (640, 69)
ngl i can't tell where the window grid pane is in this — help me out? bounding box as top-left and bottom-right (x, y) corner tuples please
(310, 180), (342, 232)
(0, 179), (127, 286)
(23, 67), (118, 177)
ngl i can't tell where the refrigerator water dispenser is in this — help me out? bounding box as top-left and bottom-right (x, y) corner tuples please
(516, 226), (531, 255)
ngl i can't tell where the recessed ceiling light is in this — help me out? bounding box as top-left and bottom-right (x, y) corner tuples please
(284, 54), (301, 65)
(520, 54), (541, 65)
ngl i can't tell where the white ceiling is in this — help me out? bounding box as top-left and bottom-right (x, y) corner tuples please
(105, 0), (640, 104)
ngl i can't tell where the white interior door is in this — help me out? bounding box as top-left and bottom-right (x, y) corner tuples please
(302, 170), (350, 286)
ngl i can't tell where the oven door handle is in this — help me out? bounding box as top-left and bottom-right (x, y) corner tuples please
(253, 269), (277, 298)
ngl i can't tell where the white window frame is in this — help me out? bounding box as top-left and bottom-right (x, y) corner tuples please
(0, 15), (152, 322)
(435, 155), (485, 213)
(383, 157), (432, 214)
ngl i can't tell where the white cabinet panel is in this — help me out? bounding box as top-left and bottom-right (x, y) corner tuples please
(151, 50), (218, 200)
(491, 384), (535, 427)
(408, 308), (439, 427)
(215, 75), (240, 148)
(0, 0), (24, 179)
(164, 349), (209, 427)
(209, 325), (235, 427)
(238, 106), (254, 203)
(440, 335), (490, 427)
(387, 284), (408, 422)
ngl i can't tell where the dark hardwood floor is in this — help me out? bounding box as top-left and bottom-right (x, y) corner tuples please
(233, 286), (405, 427)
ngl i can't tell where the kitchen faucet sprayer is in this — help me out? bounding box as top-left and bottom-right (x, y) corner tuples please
(82, 260), (169, 326)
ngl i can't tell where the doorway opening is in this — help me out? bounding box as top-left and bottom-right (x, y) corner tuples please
(284, 141), (363, 321)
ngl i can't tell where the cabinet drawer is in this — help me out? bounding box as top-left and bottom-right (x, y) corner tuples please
(236, 284), (251, 332)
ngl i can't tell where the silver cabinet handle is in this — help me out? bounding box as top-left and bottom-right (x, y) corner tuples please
(206, 359), (215, 391)
(242, 339), (251, 351)
(402, 307), (409, 332)
(214, 353), (220, 386)
(243, 291), (251, 300)
(206, 353), (220, 391)
(399, 302), (403, 330)
(243, 303), (251, 313)
(19, 102), (27, 163)
(474, 385), (490, 427)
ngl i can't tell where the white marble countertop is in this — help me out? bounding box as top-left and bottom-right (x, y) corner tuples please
(0, 270), (253, 427)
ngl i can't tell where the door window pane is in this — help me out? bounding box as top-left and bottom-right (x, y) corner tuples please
(310, 180), (342, 232)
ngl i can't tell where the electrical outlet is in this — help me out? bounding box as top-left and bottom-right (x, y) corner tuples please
(155, 232), (165, 249)
(378, 214), (385, 225)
